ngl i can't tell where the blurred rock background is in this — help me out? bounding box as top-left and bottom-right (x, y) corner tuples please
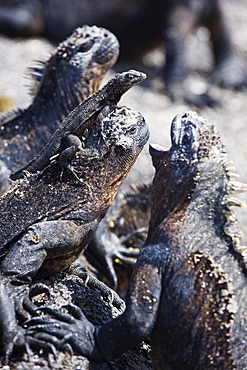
(0, 0), (246, 244)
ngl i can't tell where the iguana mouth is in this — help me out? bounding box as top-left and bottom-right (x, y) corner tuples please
(149, 143), (169, 152)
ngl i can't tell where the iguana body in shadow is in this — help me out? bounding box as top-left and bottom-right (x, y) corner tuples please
(0, 71), (149, 363)
(28, 111), (247, 369)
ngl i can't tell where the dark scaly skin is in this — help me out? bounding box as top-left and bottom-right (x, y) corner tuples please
(12, 69), (146, 179)
(0, 25), (119, 173)
(0, 105), (148, 279)
(8, 70), (146, 309)
(86, 184), (151, 290)
(0, 0), (245, 107)
(0, 105), (149, 364)
(27, 111), (247, 369)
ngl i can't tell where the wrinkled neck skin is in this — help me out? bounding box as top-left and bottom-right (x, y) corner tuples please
(79, 147), (141, 220)
(50, 135), (144, 223)
(147, 154), (229, 259)
(148, 153), (196, 244)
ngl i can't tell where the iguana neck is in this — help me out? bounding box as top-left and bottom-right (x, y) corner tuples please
(29, 57), (101, 126)
(148, 155), (197, 242)
(178, 160), (230, 253)
(148, 157), (230, 255)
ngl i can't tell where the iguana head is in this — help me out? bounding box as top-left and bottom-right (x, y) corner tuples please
(56, 25), (119, 75)
(100, 69), (147, 103)
(30, 25), (119, 102)
(65, 106), (149, 218)
(148, 111), (247, 245)
(112, 69), (147, 91)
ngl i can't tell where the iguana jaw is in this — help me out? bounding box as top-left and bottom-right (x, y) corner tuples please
(147, 110), (201, 240)
(148, 142), (196, 242)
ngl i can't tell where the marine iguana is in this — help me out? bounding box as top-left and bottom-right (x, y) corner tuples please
(0, 104), (149, 364)
(0, 24), (119, 173)
(9, 69), (147, 303)
(0, 0), (245, 107)
(27, 111), (247, 369)
(12, 69), (146, 179)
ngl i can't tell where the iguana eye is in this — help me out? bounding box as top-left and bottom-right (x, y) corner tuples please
(77, 40), (94, 53)
(125, 72), (133, 80)
(129, 126), (136, 134)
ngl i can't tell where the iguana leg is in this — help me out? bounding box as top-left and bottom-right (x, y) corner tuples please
(59, 134), (83, 181)
(0, 275), (30, 365)
(1, 219), (97, 320)
(86, 222), (142, 290)
(25, 249), (162, 361)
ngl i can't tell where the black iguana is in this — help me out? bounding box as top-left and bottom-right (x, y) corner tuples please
(0, 24), (119, 173)
(26, 111), (247, 369)
(0, 104), (149, 364)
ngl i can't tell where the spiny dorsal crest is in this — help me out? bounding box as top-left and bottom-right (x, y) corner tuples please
(0, 108), (24, 125)
(191, 111), (247, 258)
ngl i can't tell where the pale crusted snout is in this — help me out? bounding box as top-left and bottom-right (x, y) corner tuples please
(102, 106), (149, 150)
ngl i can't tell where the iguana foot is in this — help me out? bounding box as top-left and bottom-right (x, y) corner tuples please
(118, 227), (146, 260)
(25, 304), (95, 358)
(11, 284), (49, 323)
(86, 226), (144, 289)
(69, 267), (125, 311)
